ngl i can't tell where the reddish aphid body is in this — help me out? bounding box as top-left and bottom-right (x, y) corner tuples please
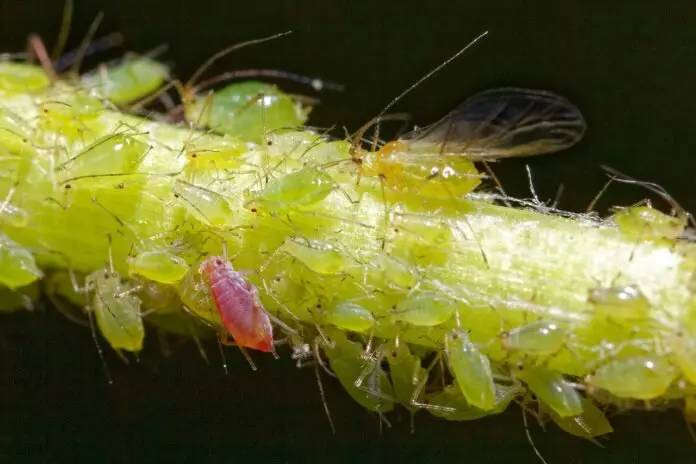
(200, 256), (273, 352)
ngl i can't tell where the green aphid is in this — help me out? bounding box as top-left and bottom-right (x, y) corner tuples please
(88, 269), (144, 353)
(186, 81), (310, 143)
(40, 87), (105, 122)
(127, 250), (190, 284)
(0, 202), (29, 228)
(57, 133), (149, 185)
(501, 321), (567, 357)
(0, 62), (50, 93)
(323, 331), (395, 413)
(173, 180), (235, 227)
(426, 383), (522, 421)
(514, 364), (583, 418)
(613, 205), (686, 241)
(385, 341), (426, 413)
(588, 284), (651, 321)
(280, 239), (352, 275)
(370, 252), (418, 289)
(256, 168), (335, 210)
(324, 301), (375, 333)
(587, 355), (677, 400)
(445, 328), (497, 411)
(392, 293), (453, 327)
(184, 134), (247, 171)
(545, 397), (613, 443)
(0, 234), (42, 289)
(82, 56), (170, 105)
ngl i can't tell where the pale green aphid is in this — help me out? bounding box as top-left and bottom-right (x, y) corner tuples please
(0, 202), (30, 228)
(370, 252), (418, 289)
(444, 328), (497, 411)
(56, 132), (149, 186)
(324, 301), (375, 333)
(386, 340), (426, 413)
(81, 56), (170, 105)
(514, 364), (583, 418)
(172, 180), (235, 227)
(587, 355), (677, 399)
(186, 81), (310, 143)
(588, 284), (651, 321)
(88, 268), (144, 352)
(545, 397), (613, 443)
(127, 250), (189, 284)
(184, 133), (248, 171)
(0, 234), (43, 288)
(323, 331), (395, 413)
(613, 205), (686, 241)
(426, 383), (522, 421)
(255, 168), (336, 210)
(392, 293), (454, 327)
(174, 266), (221, 326)
(390, 214), (454, 267)
(0, 61), (50, 93)
(280, 238), (352, 275)
(501, 321), (567, 356)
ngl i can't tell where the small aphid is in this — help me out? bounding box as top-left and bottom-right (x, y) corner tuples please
(613, 205), (686, 241)
(426, 383), (522, 421)
(183, 133), (247, 171)
(0, 234), (43, 289)
(88, 269), (144, 353)
(513, 364), (583, 418)
(444, 328), (497, 411)
(324, 301), (375, 333)
(127, 250), (189, 284)
(386, 340), (426, 414)
(545, 397), (613, 443)
(323, 330), (395, 413)
(588, 284), (651, 321)
(173, 180), (235, 227)
(392, 294), (454, 327)
(56, 132), (149, 185)
(501, 321), (567, 357)
(280, 239), (352, 275)
(586, 355), (677, 400)
(255, 168), (336, 210)
(0, 62), (50, 93)
(81, 56), (170, 105)
(199, 255), (273, 352)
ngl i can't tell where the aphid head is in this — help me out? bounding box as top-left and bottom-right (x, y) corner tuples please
(198, 255), (229, 276)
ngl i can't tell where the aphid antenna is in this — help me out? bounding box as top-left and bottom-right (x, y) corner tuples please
(68, 11), (105, 77)
(53, 32), (125, 73)
(191, 69), (344, 95)
(521, 401), (549, 464)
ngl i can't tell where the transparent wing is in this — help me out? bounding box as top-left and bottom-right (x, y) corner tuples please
(398, 87), (586, 160)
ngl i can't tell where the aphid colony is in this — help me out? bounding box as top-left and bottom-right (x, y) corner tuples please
(2, 34), (696, 446)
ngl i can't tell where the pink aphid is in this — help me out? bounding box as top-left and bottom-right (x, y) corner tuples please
(199, 256), (274, 352)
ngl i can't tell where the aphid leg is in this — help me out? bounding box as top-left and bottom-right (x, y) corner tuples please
(313, 358), (336, 434)
(85, 297), (113, 385)
(51, 0), (73, 61)
(521, 399), (549, 464)
(214, 334), (228, 375)
(26, 34), (58, 81)
(68, 11), (104, 76)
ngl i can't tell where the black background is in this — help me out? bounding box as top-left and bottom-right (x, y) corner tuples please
(1, 0), (696, 462)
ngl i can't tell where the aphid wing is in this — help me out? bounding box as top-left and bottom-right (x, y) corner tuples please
(398, 87), (586, 160)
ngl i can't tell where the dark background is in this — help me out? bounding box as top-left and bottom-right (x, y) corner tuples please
(1, 0), (696, 462)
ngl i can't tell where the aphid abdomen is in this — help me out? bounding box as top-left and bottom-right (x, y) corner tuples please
(515, 364), (583, 418)
(445, 329), (497, 411)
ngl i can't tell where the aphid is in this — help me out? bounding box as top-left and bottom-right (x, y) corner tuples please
(199, 255), (274, 352)
(324, 301), (375, 333)
(613, 205), (687, 242)
(322, 330), (395, 414)
(185, 81), (310, 143)
(351, 87), (586, 200)
(391, 293), (454, 327)
(501, 321), (567, 357)
(127, 249), (189, 284)
(81, 56), (170, 105)
(0, 61), (50, 93)
(544, 397), (613, 443)
(0, 234), (43, 289)
(386, 339), (426, 416)
(87, 268), (145, 353)
(172, 180), (236, 228)
(588, 284), (651, 321)
(513, 363), (583, 418)
(426, 383), (522, 421)
(183, 133), (248, 172)
(55, 132), (150, 186)
(279, 238), (353, 275)
(586, 355), (677, 400)
(253, 167), (336, 211)
(444, 328), (497, 411)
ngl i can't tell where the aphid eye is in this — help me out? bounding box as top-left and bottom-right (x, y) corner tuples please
(173, 193), (179, 198)
(250, 208), (257, 213)
(316, 303), (322, 309)
(191, 153), (197, 158)
(214, 259), (223, 266)
(390, 350), (398, 358)
(64, 184), (72, 189)
(266, 139), (273, 146)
